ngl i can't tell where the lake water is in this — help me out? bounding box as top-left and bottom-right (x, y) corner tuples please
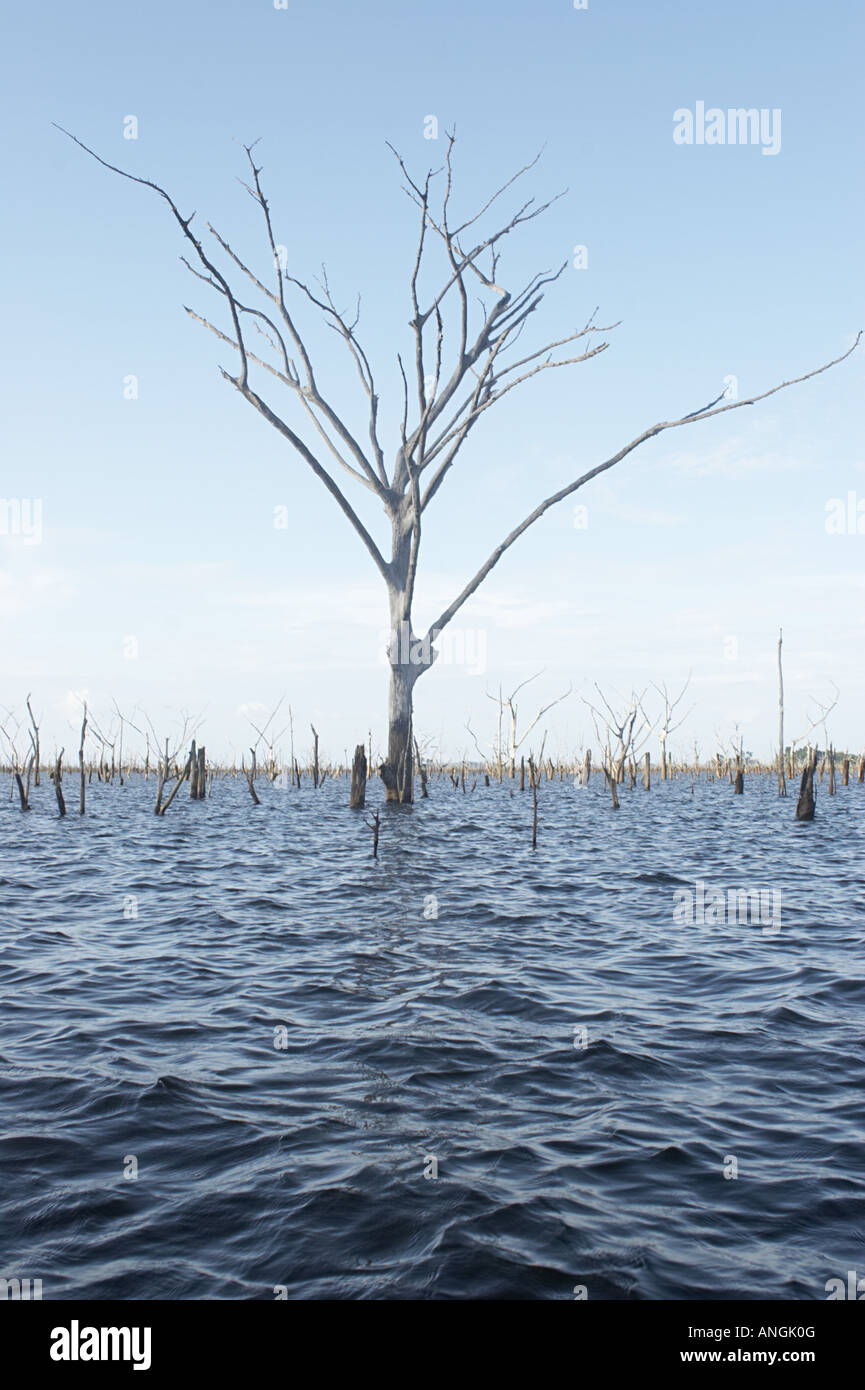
(1, 770), (862, 1299)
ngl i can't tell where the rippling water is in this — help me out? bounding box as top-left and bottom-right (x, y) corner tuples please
(1, 770), (863, 1300)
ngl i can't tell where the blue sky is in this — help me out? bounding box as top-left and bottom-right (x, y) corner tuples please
(1, 0), (863, 763)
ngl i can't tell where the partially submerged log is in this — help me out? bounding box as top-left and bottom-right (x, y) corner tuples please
(158, 751), (193, 815)
(14, 771), (30, 812)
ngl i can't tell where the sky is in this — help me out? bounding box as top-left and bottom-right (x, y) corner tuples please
(1, 0), (863, 765)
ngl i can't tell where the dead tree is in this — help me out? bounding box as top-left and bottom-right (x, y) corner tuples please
(368, 809), (380, 859)
(791, 683), (839, 782)
(189, 739), (198, 798)
(350, 744), (367, 808)
(245, 696), (291, 784)
(52, 751), (66, 817)
(528, 753), (540, 849)
(58, 126), (861, 801)
(244, 748), (262, 805)
(310, 725), (320, 789)
(777, 629), (787, 796)
(157, 749), (194, 815)
(729, 727), (745, 793)
(0, 711), (30, 811)
(78, 702), (88, 815)
(527, 735), (547, 848)
(647, 677), (693, 780)
(25, 695), (41, 786)
(585, 686), (651, 786)
(796, 748), (819, 820)
(485, 672), (571, 780)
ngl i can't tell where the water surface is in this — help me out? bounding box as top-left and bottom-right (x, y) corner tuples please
(1, 771), (862, 1299)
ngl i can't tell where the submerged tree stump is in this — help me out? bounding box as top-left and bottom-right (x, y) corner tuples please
(53, 752), (66, 817)
(795, 750), (819, 820)
(350, 744), (367, 809)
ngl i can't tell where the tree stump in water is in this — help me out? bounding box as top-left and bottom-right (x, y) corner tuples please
(795, 750), (819, 820)
(350, 744), (367, 809)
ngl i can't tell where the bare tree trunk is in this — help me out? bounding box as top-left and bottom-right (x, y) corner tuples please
(606, 765), (620, 809)
(78, 703), (87, 816)
(311, 724), (320, 789)
(53, 751), (66, 817)
(381, 655), (416, 803)
(14, 771), (30, 811)
(528, 754), (539, 849)
(245, 748), (261, 805)
(26, 695), (40, 787)
(777, 629), (787, 796)
(796, 748), (819, 820)
(350, 744), (367, 809)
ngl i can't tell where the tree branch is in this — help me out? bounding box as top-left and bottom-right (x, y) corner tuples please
(424, 335), (862, 642)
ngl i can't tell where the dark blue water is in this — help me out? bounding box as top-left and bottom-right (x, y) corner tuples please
(1, 771), (863, 1299)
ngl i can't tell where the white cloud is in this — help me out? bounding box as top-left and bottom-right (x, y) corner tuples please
(664, 437), (803, 479)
